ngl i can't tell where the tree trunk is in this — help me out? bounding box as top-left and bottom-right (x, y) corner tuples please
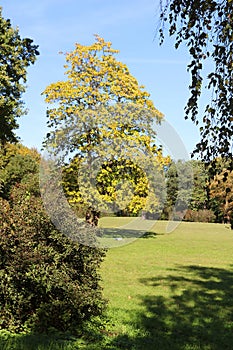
(85, 208), (100, 226)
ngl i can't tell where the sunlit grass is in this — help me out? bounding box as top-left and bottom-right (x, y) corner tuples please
(1, 219), (233, 349)
(100, 219), (233, 349)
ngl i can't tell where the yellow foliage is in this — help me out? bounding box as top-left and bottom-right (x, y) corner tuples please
(1, 143), (40, 162)
(43, 35), (163, 121)
(44, 35), (169, 216)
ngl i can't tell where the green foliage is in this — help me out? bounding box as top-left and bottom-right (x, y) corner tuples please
(0, 7), (39, 147)
(0, 184), (106, 333)
(0, 154), (38, 197)
(158, 0), (233, 164)
(0, 143), (40, 198)
(190, 160), (208, 210)
(163, 160), (193, 217)
(0, 144), (106, 333)
(163, 160), (208, 219)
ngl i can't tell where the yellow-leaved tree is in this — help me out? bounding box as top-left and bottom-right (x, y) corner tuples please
(42, 35), (170, 225)
(209, 168), (233, 223)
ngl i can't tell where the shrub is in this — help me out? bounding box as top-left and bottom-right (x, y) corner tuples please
(0, 185), (106, 333)
(184, 209), (216, 223)
(0, 146), (40, 199)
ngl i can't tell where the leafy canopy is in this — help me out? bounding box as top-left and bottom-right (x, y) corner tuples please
(44, 35), (162, 112)
(0, 143), (40, 199)
(43, 36), (169, 219)
(158, 0), (233, 164)
(0, 7), (39, 147)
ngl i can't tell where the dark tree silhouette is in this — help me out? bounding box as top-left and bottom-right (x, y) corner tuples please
(158, 0), (233, 167)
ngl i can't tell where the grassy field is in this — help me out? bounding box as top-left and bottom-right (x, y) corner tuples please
(1, 219), (233, 349)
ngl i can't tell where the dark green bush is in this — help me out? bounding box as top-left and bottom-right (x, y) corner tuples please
(0, 149), (40, 199)
(0, 185), (106, 333)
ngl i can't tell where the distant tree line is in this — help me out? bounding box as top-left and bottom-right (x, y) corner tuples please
(62, 155), (233, 225)
(1, 144), (232, 227)
(162, 159), (233, 224)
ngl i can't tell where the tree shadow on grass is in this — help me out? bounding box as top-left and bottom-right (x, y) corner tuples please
(0, 332), (74, 350)
(110, 265), (233, 350)
(101, 228), (158, 239)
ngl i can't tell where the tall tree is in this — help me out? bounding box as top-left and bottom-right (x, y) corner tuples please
(43, 36), (168, 226)
(164, 160), (194, 217)
(158, 0), (233, 165)
(0, 7), (39, 148)
(190, 160), (209, 211)
(209, 167), (233, 223)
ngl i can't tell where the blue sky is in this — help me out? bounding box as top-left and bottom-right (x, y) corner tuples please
(1, 0), (201, 157)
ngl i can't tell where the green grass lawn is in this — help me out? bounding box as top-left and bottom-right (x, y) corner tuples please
(100, 220), (233, 350)
(1, 219), (233, 349)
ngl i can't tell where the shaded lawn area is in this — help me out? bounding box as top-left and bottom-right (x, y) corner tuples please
(110, 265), (233, 350)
